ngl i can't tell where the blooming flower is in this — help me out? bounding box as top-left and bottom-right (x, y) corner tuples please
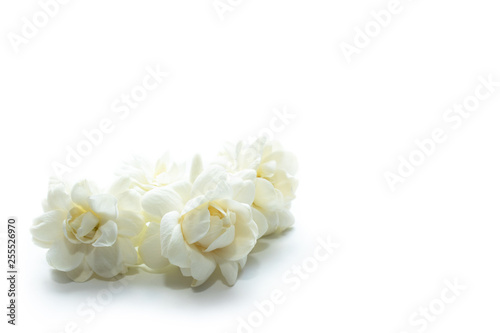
(139, 159), (264, 286)
(31, 178), (145, 281)
(116, 153), (184, 194)
(33, 139), (298, 287)
(217, 138), (298, 236)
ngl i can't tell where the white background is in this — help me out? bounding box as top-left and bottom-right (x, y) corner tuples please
(1, 0), (500, 332)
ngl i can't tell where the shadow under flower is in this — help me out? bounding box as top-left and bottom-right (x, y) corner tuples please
(48, 228), (295, 292)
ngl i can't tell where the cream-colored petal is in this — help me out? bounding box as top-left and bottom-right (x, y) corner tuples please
(71, 180), (94, 210)
(46, 184), (71, 211)
(238, 256), (247, 269)
(181, 205), (210, 244)
(108, 177), (132, 196)
(88, 194), (118, 221)
(118, 237), (138, 266)
(165, 224), (191, 267)
(251, 207), (268, 239)
(277, 209), (295, 232)
(219, 260), (239, 286)
(139, 223), (169, 269)
(189, 250), (216, 282)
(271, 169), (298, 203)
(261, 210), (279, 236)
(92, 220), (118, 247)
(46, 237), (85, 272)
(160, 211), (180, 253)
(191, 165), (226, 196)
(215, 202), (257, 261)
(189, 154), (203, 184)
(258, 160), (277, 178)
(87, 243), (122, 278)
(265, 150), (298, 175)
(76, 212), (99, 238)
(141, 187), (183, 218)
(197, 216), (223, 249)
(253, 178), (279, 210)
(231, 178), (255, 205)
(31, 210), (65, 243)
(204, 225), (235, 252)
(66, 260), (93, 282)
(116, 210), (145, 238)
(117, 189), (142, 212)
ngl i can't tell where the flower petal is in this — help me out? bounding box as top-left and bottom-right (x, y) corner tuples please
(92, 220), (118, 247)
(261, 210), (279, 236)
(46, 184), (71, 211)
(165, 224), (191, 267)
(204, 225), (235, 252)
(251, 207), (268, 239)
(219, 260), (239, 286)
(160, 211), (180, 249)
(258, 160), (277, 178)
(118, 237), (138, 266)
(139, 223), (169, 269)
(46, 237), (85, 272)
(76, 212), (99, 238)
(189, 250), (216, 283)
(271, 169), (298, 203)
(190, 154), (203, 184)
(87, 242), (122, 278)
(117, 189), (142, 212)
(88, 194), (118, 221)
(253, 178), (280, 210)
(108, 177), (132, 196)
(277, 209), (295, 232)
(215, 202), (257, 261)
(66, 260), (93, 282)
(238, 256), (247, 268)
(191, 165), (227, 196)
(264, 150), (298, 175)
(116, 210), (145, 238)
(31, 210), (65, 243)
(71, 180), (95, 210)
(181, 205), (210, 244)
(230, 177), (255, 205)
(142, 187), (183, 219)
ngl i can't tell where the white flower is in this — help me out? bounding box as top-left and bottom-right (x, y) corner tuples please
(139, 159), (264, 286)
(116, 153), (184, 194)
(31, 178), (145, 281)
(217, 138), (298, 236)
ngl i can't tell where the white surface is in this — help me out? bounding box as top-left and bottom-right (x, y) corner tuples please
(1, 0), (500, 332)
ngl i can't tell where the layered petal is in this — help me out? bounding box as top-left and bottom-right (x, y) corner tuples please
(92, 220), (118, 247)
(66, 261), (93, 282)
(142, 187), (184, 218)
(87, 242), (122, 278)
(88, 194), (118, 221)
(31, 210), (65, 243)
(46, 238), (85, 272)
(139, 223), (169, 269)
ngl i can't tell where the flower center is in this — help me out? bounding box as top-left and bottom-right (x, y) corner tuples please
(64, 206), (101, 244)
(195, 202), (236, 251)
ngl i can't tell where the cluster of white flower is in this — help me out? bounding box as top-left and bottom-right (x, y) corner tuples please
(32, 138), (298, 286)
